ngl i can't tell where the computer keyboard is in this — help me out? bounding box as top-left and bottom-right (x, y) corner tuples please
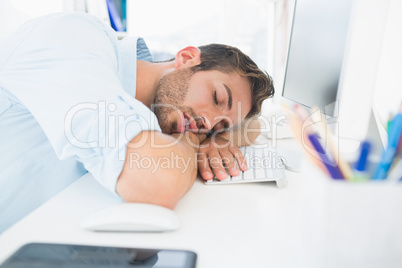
(204, 145), (288, 188)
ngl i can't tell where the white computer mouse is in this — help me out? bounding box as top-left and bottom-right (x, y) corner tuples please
(80, 203), (180, 232)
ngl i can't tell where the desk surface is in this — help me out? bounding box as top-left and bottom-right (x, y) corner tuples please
(1, 136), (401, 268)
(0, 172), (304, 268)
(0, 138), (304, 268)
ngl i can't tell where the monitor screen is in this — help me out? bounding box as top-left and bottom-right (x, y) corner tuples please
(282, 0), (353, 116)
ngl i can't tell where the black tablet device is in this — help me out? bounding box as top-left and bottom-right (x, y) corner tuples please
(0, 243), (197, 268)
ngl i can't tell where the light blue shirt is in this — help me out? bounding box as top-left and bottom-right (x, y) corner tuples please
(0, 13), (161, 232)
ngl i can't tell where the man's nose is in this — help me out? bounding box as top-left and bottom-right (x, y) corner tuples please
(195, 114), (213, 130)
(192, 113), (212, 130)
(213, 120), (229, 132)
(197, 113), (231, 132)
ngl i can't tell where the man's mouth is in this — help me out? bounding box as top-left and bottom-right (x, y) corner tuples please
(174, 112), (208, 134)
(175, 112), (199, 133)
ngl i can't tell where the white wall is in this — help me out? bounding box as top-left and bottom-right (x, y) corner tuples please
(126, 0), (275, 74)
(0, 0), (64, 39)
(372, 0), (402, 123)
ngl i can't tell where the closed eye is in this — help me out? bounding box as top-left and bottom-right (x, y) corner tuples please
(213, 91), (218, 105)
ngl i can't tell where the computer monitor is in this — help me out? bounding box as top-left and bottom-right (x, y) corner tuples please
(281, 0), (352, 118)
(280, 0), (391, 162)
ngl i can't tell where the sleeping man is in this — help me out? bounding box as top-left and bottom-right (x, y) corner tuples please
(0, 12), (274, 232)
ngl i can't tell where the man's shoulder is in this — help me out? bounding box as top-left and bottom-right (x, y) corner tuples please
(15, 12), (119, 64)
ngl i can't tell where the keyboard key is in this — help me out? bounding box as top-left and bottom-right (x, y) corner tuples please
(254, 147), (263, 158)
(255, 167), (266, 179)
(243, 169), (254, 180)
(220, 176), (231, 182)
(231, 173), (243, 181)
(266, 169), (274, 178)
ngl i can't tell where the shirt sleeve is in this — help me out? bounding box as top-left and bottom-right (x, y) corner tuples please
(0, 13), (161, 194)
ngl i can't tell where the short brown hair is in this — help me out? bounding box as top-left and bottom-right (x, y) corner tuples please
(190, 44), (274, 118)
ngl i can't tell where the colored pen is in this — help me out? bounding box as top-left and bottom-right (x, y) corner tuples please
(287, 104), (328, 174)
(353, 140), (371, 181)
(308, 133), (344, 179)
(372, 112), (402, 180)
(311, 106), (353, 180)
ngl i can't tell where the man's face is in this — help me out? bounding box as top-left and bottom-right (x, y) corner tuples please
(152, 68), (252, 134)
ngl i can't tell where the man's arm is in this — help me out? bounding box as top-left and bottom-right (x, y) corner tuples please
(116, 131), (203, 209)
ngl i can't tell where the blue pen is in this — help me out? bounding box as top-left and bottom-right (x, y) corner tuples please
(373, 112), (402, 180)
(353, 140), (371, 181)
(308, 133), (344, 179)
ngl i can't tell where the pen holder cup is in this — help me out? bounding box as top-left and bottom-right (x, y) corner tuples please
(297, 160), (402, 268)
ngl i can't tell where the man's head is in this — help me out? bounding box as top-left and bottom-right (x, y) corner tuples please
(152, 44), (274, 134)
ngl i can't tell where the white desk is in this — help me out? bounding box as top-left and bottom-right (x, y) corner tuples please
(0, 138), (304, 268)
(1, 137), (401, 268)
(0, 170), (304, 268)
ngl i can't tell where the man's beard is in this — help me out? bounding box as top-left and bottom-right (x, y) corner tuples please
(152, 68), (196, 134)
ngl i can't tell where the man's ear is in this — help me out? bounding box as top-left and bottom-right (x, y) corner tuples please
(174, 46), (201, 69)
